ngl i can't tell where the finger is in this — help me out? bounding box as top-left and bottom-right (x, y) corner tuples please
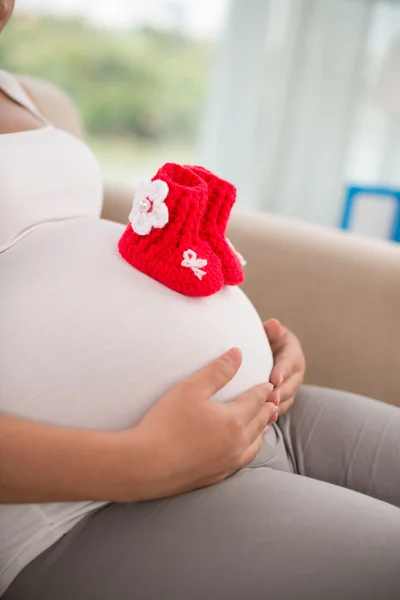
(186, 348), (242, 398)
(228, 382), (274, 424)
(278, 396), (295, 417)
(270, 358), (292, 387)
(263, 319), (283, 344)
(278, 371), (304, 404)
(239, 432), (265, 467)
(267, 388), (280, 406)
(270, 367), (284, 388)
(246, 402), (278, 442)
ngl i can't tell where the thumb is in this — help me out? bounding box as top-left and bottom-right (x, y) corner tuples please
(186, 348), (243, 399)
(263, 319), (283, 343)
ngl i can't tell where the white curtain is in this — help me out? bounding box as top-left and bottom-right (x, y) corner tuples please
(200, 0), (400, 227)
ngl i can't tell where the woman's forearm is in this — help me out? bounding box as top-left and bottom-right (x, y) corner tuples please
(0, 414), (139, 503)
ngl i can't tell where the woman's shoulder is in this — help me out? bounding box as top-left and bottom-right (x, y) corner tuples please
(16, 74), (85, 139)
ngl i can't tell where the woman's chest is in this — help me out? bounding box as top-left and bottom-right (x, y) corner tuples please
(0, 127), (103, 251)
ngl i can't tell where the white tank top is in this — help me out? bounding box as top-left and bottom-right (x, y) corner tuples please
(0, 71), (273, 595)
(0, 70), (103, 251)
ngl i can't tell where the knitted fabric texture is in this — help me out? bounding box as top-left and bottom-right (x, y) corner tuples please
(118, 163), (224, 297)
(187, 165), (245, 286)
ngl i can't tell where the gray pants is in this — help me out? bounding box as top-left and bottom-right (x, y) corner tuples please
(5, 387), (400, 600)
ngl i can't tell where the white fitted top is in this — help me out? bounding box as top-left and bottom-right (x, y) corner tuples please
(0, 70), (273, 595)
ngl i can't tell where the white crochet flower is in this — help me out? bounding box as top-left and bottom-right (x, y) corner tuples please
(129, 179), (169, 236)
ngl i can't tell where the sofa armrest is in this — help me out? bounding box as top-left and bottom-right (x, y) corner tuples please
(228, 211), (400, 407)
(102, 182), (133, 224)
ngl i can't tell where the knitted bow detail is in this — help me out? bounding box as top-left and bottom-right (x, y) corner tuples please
(181, 249), (208, 280)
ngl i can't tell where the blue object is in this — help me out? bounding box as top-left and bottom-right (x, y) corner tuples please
(341, 185), (400, 242)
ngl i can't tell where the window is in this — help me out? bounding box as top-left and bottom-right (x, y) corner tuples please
(200, 0), (400, 226)
(1, 0), (227, 184)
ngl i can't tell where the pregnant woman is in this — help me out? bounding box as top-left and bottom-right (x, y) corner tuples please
(1, 2), (400, 599)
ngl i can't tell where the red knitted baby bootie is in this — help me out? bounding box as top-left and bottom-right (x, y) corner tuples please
(118, 163), (224, 297)
(188, 166), (246, 286)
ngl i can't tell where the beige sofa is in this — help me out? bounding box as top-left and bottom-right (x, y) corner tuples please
(20, 76), (400, 408)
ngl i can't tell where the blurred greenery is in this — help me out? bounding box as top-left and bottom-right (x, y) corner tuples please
(0, 13), (213, 143)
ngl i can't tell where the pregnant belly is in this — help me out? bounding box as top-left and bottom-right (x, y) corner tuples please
(0, 218), (273, 430)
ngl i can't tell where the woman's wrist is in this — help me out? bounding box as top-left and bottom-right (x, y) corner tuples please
(99, 428), (147, 503)
(0, 414), (147, 503)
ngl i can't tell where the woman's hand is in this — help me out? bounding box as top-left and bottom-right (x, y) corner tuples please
(264, 319), (306, 417)
(118, 348), (277, 501)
